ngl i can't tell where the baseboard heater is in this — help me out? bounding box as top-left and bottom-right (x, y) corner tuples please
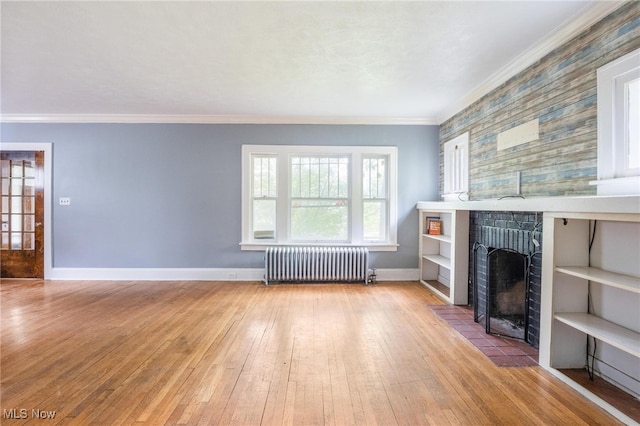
(264, 246), (370, 285)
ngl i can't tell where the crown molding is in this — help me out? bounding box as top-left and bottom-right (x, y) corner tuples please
(438, 1), (625, 124)
(0, 113), (439, 126)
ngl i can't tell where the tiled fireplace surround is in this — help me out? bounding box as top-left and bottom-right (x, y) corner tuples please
(469, 211), (543, 349)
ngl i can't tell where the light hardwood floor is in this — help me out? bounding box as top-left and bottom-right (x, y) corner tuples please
(0, 279), (621, 425)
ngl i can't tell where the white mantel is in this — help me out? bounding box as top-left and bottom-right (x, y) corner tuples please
(416, 195), (639, 215)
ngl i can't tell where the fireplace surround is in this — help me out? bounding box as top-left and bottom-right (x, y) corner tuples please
(469, 211), (542, 348)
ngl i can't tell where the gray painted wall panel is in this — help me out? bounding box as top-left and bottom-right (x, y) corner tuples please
(1, 123), (439, 269)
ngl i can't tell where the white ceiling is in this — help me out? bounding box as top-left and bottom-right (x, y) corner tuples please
(0, 1), (623, 124)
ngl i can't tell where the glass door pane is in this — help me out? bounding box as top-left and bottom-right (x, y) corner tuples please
(0, 155), (36, 251)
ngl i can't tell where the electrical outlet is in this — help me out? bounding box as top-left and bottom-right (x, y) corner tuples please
(59, 197), (71, 206)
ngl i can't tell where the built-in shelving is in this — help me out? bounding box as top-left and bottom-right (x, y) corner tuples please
(541, 211), (640, 425)
(418, 209), (468, 305)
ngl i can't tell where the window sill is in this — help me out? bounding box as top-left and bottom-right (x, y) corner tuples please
(240, 242), (399, 252)
(442, 192), (469, 202)
(589, 176), (640, 196)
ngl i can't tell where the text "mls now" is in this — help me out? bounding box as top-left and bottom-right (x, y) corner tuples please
(3, 408), (57, 419)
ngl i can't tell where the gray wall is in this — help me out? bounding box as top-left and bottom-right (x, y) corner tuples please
(440, 2), (640, 199)
(0, 123), (439, 269)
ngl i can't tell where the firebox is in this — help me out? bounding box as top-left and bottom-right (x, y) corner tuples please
(474, 246), (529, 340)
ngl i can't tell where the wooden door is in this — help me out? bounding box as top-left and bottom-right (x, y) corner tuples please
(1, 151), (45, 278)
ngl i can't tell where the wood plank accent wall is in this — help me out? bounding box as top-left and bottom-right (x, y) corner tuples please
(440, 2), (640, 200)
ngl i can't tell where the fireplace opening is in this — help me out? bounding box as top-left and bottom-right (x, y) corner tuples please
(473, 245), (530, 341)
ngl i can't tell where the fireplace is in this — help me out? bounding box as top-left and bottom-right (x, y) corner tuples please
(470, 211), (542, 347)
(474, 246), (529, 340)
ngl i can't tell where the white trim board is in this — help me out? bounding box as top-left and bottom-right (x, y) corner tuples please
(0, 114), (437, 126)
(49, 267), (419, 282)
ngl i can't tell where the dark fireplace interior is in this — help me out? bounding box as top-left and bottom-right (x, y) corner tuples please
(474, 247), (528, 340)
(469, 211), (542, 348)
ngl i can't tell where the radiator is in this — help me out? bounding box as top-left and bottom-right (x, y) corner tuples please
(264, 247), (370, 285)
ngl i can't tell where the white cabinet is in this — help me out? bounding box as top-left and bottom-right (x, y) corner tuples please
(418, 209), (469, 305)
(540, 211), (640, 424)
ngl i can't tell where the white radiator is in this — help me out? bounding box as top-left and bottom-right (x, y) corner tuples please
(264, 247), (370, 285)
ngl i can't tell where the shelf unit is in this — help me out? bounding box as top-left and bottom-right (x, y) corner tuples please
(418, 209), (468, 305)
(540, 211), (640, 425)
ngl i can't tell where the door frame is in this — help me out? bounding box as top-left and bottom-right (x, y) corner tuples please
(1, 142), (52, 279)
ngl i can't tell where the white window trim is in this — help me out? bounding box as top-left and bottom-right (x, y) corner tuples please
(591, 48), (640, 195)
(241, 145), (398, 251)
(442, 132), (469, 201)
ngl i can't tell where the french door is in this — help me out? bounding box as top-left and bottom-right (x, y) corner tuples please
(1, 150), (45, 278)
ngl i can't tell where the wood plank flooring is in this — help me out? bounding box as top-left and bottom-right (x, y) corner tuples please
(0, 279), (622, 425)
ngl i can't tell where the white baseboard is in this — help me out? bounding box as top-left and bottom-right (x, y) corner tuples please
(48, 267), (419, 282)
(374, 268), (419, 281)
(49, 268), (264, 281)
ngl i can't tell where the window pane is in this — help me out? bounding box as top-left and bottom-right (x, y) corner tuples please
(11, 162), (23, 178)
(291, 156), (349, 199)
(291, 199), (348, 241)
(338, 159), (349, 198)
(1, 232), (8, 250)
(24, 160), (35, 178)
(253, 199), (276, 239)
(24, 178), (35, 195)
(11, 214), (22, 231)
(363, 200), (387, 241)
(11, 178), (22, 196)
(23, 197), (34, 214)
(10, 197), (22, 214)
(11, 232), (21, 249)
(0, 160), (9, 178)
(363, 157), (387, 199)
(24, 214), (34, 231)
(627, 78), (639, 169)
(23, 233), (34, 250)
(252, 155), (277, 198)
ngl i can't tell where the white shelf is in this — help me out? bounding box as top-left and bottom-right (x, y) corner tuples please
(423, 233), (451, 243)
(555, 312), (640, 358)
(422, 254), (451, 269)
(420, 279), (450, 296)
(555, 266), (640, 294)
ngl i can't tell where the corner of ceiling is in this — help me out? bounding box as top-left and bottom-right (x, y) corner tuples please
(437, 1), (624, 126)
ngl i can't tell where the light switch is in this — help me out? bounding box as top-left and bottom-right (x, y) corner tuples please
(59, 197), (71, 206)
